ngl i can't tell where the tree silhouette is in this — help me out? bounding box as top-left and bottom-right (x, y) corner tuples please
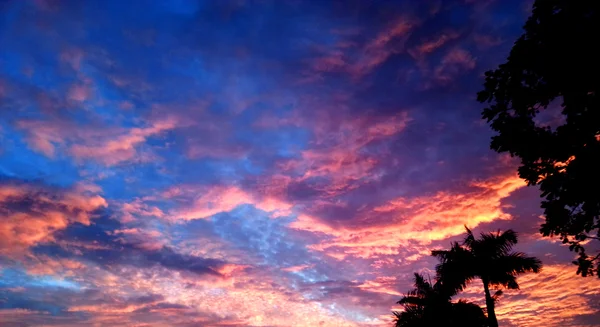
(394, 272), (487, 327)
(432, 228), (541, 327)
(478, 0), (600, 276)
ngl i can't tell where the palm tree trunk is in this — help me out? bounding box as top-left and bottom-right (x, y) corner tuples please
(483, 281), (499, 327)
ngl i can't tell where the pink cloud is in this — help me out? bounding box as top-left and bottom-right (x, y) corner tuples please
(432, 47), (476, 85)
(119, 198), (165, 223)
(281, 264), (314, 273)
(281, 112), (410, 196)
(24, 255), (86, 276)
(59, 47), (84, 71)
(407, 31), (461, 58)
(81, 265), (372, 327)
(16, 120), (69, 157)
(350, 19), (415, 78)
(169, 185), (293, 221)
(67, 83), (91, 102)
(69, 118), (177, 165)
(16, 109), (179, 165)
(304, 18), (415, 82)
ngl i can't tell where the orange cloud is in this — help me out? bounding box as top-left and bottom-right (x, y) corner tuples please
(24, 255), (86, 276)
(495, 264), (600, 327)
(0, 308), (43, 317)
(356, 277), (402, 297)
(216, 263), (250, 277)
(456, 264), (600, 327)
(290, 173), (526, 259)
(0, 183), (107, 257)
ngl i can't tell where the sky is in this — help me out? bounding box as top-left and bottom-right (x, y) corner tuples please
(0, 0), (599, 326)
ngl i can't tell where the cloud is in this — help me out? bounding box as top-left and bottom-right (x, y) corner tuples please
(305, 18), (415, 82)
(290, 173), (526, 259)
(349, 19), (415, 79)
(0, 181), (107, 257)
(92, 266), (371, 327)
(113, 228), (168, 251)
(407, 31), (461, 59)
(69, 118), (177, 166)
(23, 255), (86, 276)
(15, 120), (67, 157)
(46, 228), (228, 277)
(281, 264), (314, 273)
(118, 198), (165, 223)
(168, 185), (293, 221)
(15, 115), (178, 166)
(458, 264), (600, 327)
(67, 84), (91, 102)
(432, 47), (476, 85)
(280, 111), (410, 198)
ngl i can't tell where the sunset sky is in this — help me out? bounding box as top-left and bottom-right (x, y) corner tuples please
(0, 0), (599, 326)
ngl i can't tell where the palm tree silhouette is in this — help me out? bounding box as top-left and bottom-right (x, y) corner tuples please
(394, 272), (487, 327)
(432, 228), (542, 327)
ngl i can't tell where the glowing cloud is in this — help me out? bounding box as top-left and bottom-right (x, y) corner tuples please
(291, 173), (526, 259)
(0, 183), (107, 257)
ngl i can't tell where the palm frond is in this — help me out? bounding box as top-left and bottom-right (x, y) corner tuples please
(464, 225), (476, 248)
(499, 252), (543, 274)
(492, 290), (504, 302)
(412, 272), (432, 296)
(433, 243), (477, 294)
(430, 228), (541, 327)
(473, 229), (518, 257)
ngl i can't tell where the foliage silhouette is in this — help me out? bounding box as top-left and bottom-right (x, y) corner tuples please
(432, 228), (541, 327)
(478, 0), (600, 276)
(394, 272), (487, 327)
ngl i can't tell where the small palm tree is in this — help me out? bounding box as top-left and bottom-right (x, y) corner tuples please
(394, 273), (487, 327)
(394, 273), (449, 327)
(432, 228), (542, 327)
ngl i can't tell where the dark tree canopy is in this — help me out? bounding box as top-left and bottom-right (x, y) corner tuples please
(433, 228), (541, 327)
(394, 273), (487, 327)
(395, 229), (539, 327)
(478, 0), (600, 276)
